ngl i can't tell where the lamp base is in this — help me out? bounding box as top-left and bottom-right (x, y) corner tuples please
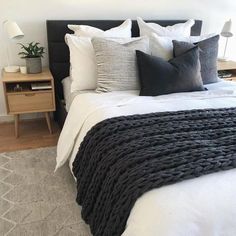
(4, 66), (20, 73)
(218, 57), (230, 62)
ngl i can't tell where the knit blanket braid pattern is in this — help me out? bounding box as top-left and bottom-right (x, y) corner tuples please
(72, 107), (236, 236)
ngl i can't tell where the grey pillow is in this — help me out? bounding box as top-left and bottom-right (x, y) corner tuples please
(173, 35), (219, 84)
(136, 47), (205, 96)
(92, 37), (149, 92)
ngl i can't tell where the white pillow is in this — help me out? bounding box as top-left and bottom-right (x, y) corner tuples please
(68, 19), (132, 38)
(137, 17), (195, 37)
(65, 36), (137, 92)
(150, 33), (216, 60)
(65, 35), (97, 92)
(66, 20), (132, 92)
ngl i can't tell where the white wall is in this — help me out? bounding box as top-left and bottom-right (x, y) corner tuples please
(0, 0), (236, 120)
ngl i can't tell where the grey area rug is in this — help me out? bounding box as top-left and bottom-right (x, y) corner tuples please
(0, 147), (91, 236)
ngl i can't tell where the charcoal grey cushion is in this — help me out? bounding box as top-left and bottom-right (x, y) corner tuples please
(173, 35), (219, 84)
(136, 47), (205, 96)
(92, 37), (149, 93)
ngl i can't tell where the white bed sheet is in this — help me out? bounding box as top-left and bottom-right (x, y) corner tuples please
(62, 77), (93, 112)
(57, 80), (236, 236)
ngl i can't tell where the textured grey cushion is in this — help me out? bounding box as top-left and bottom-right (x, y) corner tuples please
(173, 35), (219, 84)
(92, 37), (149, 92)
(137, 47), (205, 96)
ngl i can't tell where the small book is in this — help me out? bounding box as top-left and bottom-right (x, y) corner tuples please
(31, 82), (52, 90)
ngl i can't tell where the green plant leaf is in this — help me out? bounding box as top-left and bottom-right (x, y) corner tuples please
(18, 41), (45, 58)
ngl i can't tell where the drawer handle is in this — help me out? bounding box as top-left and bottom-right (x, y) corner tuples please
(25, 93), (36, 97)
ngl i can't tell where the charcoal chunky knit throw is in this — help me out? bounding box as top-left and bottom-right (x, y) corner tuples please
(73, 107), (236, 236)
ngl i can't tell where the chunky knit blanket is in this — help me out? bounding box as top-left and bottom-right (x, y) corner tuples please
(73, 107), (236, 236)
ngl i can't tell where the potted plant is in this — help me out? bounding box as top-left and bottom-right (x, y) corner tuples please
(18, 42), (45, 74)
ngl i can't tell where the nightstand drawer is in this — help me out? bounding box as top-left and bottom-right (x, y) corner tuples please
(7, 91), (54, 113)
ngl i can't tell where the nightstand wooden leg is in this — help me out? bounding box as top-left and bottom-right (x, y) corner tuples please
(14, 114), (19, 138)
(45, 112), (52, 134)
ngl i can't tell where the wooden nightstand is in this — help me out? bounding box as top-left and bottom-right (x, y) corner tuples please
(217, 60), (236, 81)
(2, 68), (56, 138)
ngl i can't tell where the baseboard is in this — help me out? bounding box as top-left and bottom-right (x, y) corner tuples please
(0, 114), (14, 123)
(0, 113), (44, 123)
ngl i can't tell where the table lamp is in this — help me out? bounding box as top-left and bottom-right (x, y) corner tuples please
(3, 20), (24, 72)
(219, 19), (233, 61)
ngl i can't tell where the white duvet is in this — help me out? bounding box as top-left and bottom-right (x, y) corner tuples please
(57, 80), (236, 236)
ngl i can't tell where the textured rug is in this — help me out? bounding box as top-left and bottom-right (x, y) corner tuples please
(0, 147), (91, 236)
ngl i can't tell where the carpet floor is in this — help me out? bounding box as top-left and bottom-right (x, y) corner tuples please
(0, 147), (91, 236)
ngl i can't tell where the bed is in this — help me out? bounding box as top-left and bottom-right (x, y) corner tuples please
(47, 19), (236, 236)
(47, 19), (202, 128)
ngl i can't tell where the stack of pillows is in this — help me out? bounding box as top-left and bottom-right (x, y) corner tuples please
(65, 17), (219, 96)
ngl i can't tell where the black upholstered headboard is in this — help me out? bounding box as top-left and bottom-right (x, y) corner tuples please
(46, 19), (202, 100)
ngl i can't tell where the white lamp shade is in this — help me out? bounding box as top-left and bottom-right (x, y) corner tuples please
(3, 20), (24, 40)
(221, 19), (233, 37)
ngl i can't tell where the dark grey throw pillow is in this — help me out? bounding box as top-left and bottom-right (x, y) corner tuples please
(136, 47), (205, 96)
(173, 35), (219, 84)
